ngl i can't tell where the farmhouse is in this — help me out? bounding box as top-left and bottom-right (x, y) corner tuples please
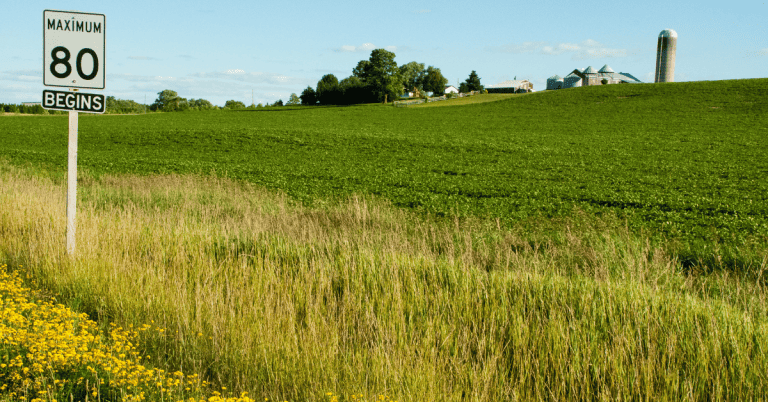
(547, 65), (642, 90)
(486, 80), (533, 93)
(444, 85), (459, 94)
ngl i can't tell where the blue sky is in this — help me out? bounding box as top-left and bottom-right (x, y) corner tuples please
(3, 0), (766, 106)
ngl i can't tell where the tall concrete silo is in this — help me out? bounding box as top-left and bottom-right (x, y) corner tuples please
(654, 29), (677, 83)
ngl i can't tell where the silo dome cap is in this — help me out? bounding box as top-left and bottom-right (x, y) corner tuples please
(659, 29), (678, 38)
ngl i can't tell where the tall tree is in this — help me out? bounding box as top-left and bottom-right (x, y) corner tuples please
(352, 60), (370, 79)
(463, 70), (484, 92)
(399, 61), (426, 92)
(422, 66), (448, 96)
(300, 86), (317, 105)
(339, 76), (374, 104)
(316, 74), (342, 105)
(286, 93), (301, 105)
(357, 49), (403, 102)
(152, 89), (180, 111)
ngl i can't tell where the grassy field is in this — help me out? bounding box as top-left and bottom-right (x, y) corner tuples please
(1, 79), (767, 401)
(415, 93), (519, 107)
(1, 79), (766, 271)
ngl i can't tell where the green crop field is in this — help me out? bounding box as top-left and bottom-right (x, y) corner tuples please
(1, 78), (767, 401)
(2, 79), (767, 269)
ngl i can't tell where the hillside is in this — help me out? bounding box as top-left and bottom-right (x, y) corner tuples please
(2, 79), (766, 270)
(1, 79), (767, 401)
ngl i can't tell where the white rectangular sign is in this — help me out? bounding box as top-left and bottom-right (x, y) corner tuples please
(43, 10), (105, 89)
(42, 89), (105, 113)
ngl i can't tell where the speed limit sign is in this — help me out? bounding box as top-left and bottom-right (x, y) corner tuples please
(43, 10), (105, 89)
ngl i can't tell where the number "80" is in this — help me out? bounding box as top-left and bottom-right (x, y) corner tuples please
(50, 46), (99, 80)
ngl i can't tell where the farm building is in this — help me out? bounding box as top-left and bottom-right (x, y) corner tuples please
(546, 65), (642, 90)
(486, 80), (533, 93)
(444, 85), (459, 94)
(546, 75), (564, 90)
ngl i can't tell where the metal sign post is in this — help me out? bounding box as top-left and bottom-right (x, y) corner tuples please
(67, 110), (78, 255)
(43, 9), (106, 257)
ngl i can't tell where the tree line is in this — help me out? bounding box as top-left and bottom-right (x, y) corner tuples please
(1, 53), (484, 114)
(298, 49), (450, 106)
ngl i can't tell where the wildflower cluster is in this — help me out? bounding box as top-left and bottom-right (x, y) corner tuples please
(0, 264), (254, 402)
(325, 392), (398, 402)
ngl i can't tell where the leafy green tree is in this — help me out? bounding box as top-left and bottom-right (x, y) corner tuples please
(151, 90), (180, 111)
(106, 96), (146, 114)
(463, 70), (484, 92)
(423, 66), (448, 96)
(273, 99), (284, 107)
(224, 100), (246, 109)
(340, 75), (363, 89)
(286, 93), (301, 105)
(163, 97), (189, 112)
(352, 60), (370, 79)
(190, 98), (215, 110)
(300, 86), (317, 105)
(338, 76), (375, 105)
(357, 49), (403, 102)
(316, 74), (342, 105)
(399, 62), (426, 92)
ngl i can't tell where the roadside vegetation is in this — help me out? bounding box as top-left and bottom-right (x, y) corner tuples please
(1, 78), (767, 401)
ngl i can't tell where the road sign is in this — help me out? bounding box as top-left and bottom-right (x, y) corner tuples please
(42, 89), (105, 113)
(43, 10), (105, 89)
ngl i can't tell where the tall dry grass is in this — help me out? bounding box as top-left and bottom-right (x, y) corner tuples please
(1, 160), (767, 401)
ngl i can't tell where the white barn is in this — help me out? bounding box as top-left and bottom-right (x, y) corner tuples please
(486, 80), (533, 93)
(444, 85), (459, 94)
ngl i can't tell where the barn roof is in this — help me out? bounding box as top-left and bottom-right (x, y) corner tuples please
(487, 80), (531, 88)
(598, 64), (615, 73)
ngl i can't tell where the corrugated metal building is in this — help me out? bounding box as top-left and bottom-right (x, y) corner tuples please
(486, 80), (533, 93)
(548, 65), (642, 89)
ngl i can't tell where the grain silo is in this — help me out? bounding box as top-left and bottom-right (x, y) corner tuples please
(654, 29), (677, 83)
(546, 75), (564, 90)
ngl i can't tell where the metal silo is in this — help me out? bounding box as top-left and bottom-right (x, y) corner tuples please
(655, 29), (677, 83)
(547, 75), (563, 90)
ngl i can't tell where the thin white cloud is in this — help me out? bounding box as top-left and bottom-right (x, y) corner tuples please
(0, 69), (41, 79)
(572, 40), (627, 59)
(489, 39), (627, 60)
(337, 43), (377, 52)
(336, 43), (397, 53)
(541, 43), (581, 55)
